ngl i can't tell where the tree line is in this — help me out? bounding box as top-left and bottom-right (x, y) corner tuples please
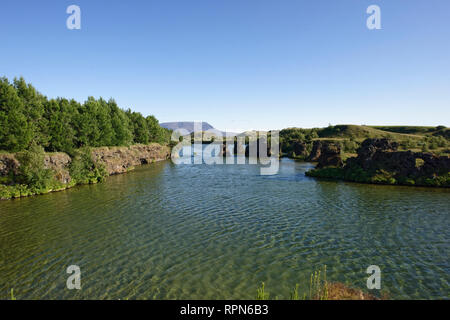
(0, 77), (171, 154)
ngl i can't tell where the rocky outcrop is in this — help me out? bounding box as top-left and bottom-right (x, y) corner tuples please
(91, 144), (170, 175)
(44, 153), (72, 183)
(292, 141), (308, 158)
(0, 154), (19, 176)
(0, 152), (72, 183)
(346, 138), (450, 177)
(307, 138), (450, 187)
(307, 141), (322, 161)
(351, 138), (399, 169)
(306, 140), (343, 168)
(418, 152), (450, 176)
(0, 143), (170, 183)
(315, 142), (343, 168)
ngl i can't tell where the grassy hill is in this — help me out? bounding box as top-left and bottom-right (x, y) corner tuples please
(318, 125), (425, 141)
(368, 125), (446, 135)
(280, 124), (450, 158)
(366, 125), (449, 139)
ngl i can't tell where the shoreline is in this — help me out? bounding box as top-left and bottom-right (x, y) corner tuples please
(304, 168), (450, 189)
(280, 155), (450, 188)
(2, 144), (449, 201)
(0, 158), (169, 201)
(0, 143), (170, 200)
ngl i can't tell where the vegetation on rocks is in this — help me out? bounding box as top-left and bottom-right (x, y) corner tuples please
(280, 124), (450, 160)
(0, 144), (170, 200)
(0, 77), (172, 200)
(0, 144), (67, 199)
(69, 147), (108, 185)
(306, 138), (450, 187)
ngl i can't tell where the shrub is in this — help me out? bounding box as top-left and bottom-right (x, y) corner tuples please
(370, 170), (396, 185)
(343, 139), (359, 153)
(15, 143), (55, 192)
(69, 147), (107, 184)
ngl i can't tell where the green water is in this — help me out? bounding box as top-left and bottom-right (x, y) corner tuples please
(0, 159), (449, 299)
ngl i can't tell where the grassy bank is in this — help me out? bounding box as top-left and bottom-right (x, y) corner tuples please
(0, 180), (77, 200)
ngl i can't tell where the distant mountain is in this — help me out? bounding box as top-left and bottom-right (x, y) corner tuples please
(160, 122), (215, 133)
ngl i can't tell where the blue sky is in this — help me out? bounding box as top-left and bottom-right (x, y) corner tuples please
(1, 0), (449, 132)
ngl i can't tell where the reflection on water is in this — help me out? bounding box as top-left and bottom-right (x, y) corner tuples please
(0, 159), (449, 299)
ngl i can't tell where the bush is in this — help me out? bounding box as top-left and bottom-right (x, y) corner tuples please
(343, 139), (359, 153)
(306, 167), (346, 180)
(69, 147), (107, 184)
(370, 170), (396, 185)
(0, 184), (34, 199)
(15, 143), (55, 192)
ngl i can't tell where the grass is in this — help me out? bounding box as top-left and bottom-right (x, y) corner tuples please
(318, 125), (425, 141)
(0, 180), (78, 200)
(368, 125), (443, 135)
(256, 282), (270, 300)
(256, 266), (377, 300)
(282, 125), (449, 161)
(10, 289), (16, 300)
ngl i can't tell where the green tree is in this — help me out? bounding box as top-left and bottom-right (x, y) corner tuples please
(0, 78), (34, 151)
(0, 77), (171, 153)
(45, 98), (76, 153)
(108, 99), (133, 146)
(126, 109), (150, 144)
(13, 77), (47, 146)
(147, 115), (170, 144)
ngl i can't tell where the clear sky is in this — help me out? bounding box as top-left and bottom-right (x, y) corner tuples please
(1, 0), (449, 132)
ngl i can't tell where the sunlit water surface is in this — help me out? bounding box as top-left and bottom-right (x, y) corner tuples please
(0, 158), (449, 299)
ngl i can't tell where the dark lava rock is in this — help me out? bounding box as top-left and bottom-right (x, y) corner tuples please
(307, 140), (322, 161)
(292, 141), (308, 157)
(315, 141), (343, 168)
(346, 138), (450, 178)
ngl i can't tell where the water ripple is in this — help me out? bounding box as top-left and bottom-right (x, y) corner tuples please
(0, 159), (449, 299)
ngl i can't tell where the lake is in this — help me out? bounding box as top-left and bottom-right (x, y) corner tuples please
(0, 158), (449, 299)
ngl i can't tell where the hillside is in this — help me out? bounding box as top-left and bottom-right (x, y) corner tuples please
(160, 122), (215, 133)
(280, 124), (450, 159)
(368, 125), (446, 134)
(317, 125), (425, 140)
(368, 125), (449, 139)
